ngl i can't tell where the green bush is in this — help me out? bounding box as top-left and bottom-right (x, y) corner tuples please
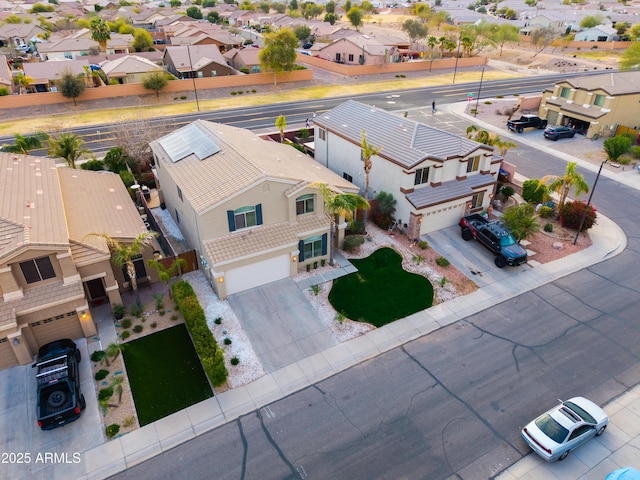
(95, 369), (109, 381)
(343, 235), (365, 252)
(544, 223), (553, 232)
(224, 337), (232, 345)
(105, 424), (120, 439)
(129, 303), (144, 318)
(214, 317), (222, 325)
(80, 159), (104, 171)
(435, 256), (450, 267)
(151, 322), (157, 328)
(120, 318), (132, 329)
(559, 200), (597, 231)
(521, 179), (547, 204)
(121, 330), (131, 340)
(618, 154), (632, 165)
(99, 386), (114, 401)
(91, 350), (106, 363)
(418, 240), (428, 250)
(230, 357), (240, 365)
(501, 186), (516, 200)
(0, 86), (9, 96)
(630, 146), (640, 159)
(538, 205), (553, 218)
(348, 220), (366, 235)
(371, 191), (396, 230)
(133, 325), (143, 333)
(172, 280), (228, 387)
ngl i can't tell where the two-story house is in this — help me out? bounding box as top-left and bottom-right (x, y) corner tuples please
(540, 71), (640, 138)
(314, 100), (499, 239)
(149, 120), (358, 299)
(0, 153), (155, 370)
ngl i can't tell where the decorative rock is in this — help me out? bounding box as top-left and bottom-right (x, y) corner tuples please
(553, 242), (564, 250)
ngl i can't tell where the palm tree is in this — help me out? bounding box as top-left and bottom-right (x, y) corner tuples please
(490, 136), (517, 158)
(48, 132), (90, 169)
(466, 126), (517, 157)
(110, 375), (125, 405)
(361, 130), (382, 200)
(2, 132), (49, 154)
(502, 203), (539, 241)
(313, 182), (369, 265)
(84, 232), (158, 303)
(438, 35), (447, 58)
(427, 35), (438, 60)
(539, 162), (589, 209)
(146, 257), (187, 298)
(275, 115), (286, 142)
(105, 342), (126, 366)
(90, 17), (111, 55)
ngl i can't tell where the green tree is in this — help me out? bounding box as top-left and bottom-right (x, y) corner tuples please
(490, 24), (519, 56)
(186, 6), (203, 18)
(146, 257), (188, 298)
(426, 35), (438, 60)
(630, 25), (640, 41)
(48, 132), (90, 168)
(105, 342), (126, 366)
(580, 14), (603, 29)
(361, 130), (381, 200)
(402, 19), (428, 44)
(170, 0), (181, 6)
(31, 4), (55, 13)
(109, 374), (125, 404)
(142, 71), (169, 97)
(90, 17), (111, 54)
(620, 41), (640, 70)
(531, 26), (556, 57)
(313, 183), (369, 265)
(603, 135), (632, 162)
(5, 15), (23, 24)
(294, 25), (311, 41)
(344, 0), (351, 11)
(539, 161), (589, 208)
(289, 0), (298, 9)
(58, 70), (86, 106)
(346, 7), (363, 31)
(303, 3), (323, 19)
(259, 28), (298, 85)
(1, 132), (49, 154)
(257, 1), (270, 12)
(275, 114), (287, 142)
(325, 0), (335, 13)
(14, 73), (35, 94)
(502, 203), (539, 242)
(273, 2), (286, 13)
(132, 28), (153, 51)
(103, 146), (130, 173)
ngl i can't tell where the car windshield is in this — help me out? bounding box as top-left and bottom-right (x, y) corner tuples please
(564, 401), (596, 424)
(535, 414), (568, 444)
(500, 234), (517, 247)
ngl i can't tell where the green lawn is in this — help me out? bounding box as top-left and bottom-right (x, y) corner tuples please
(328, 248), (434, 327)
(123, 324), (213, 426)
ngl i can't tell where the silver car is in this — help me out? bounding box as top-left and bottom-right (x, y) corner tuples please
(521, 397), (608, 461)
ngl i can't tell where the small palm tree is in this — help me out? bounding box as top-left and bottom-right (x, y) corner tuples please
(48, 132), (90, 169)
(146, 257), (187, 298)
(2, 131), (49, 154)
(110, 375), (125, 405)
(105, 342), (126, 366)
(275, 115), (287, 143)
(361, 130), (382, 200)
(90, 17), (111, 55)
(427, 35), (438, 60)
(502, 203), (539, 241)
(539, 162), (589, 209)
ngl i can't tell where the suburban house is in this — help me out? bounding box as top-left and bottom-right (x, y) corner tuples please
(539, 71), (640, 138)
(0, 23), (47, 49)
(163, 45), (236, 78)
(313, 100), (499, 238)
(574, 25), (618, 42)
(316, 35), (404, 65)
(100, 54), (165, 84)
(22, 59), (91, 92)
(37, 30), (133, 60)
(223, 47), (261, 73)
(0, 153), (157, 370)
(149, 120), (359, 299)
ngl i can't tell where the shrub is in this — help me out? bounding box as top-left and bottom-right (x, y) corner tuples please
(0, 86), (9, 96)
(95, 370), (109, 381)
(501, 186), (516, 201)
(559, 200), (597, 231)
(123, 416), (135, 428)
(521, 179), (547, 204)
(230, 357), (240, 365)
(121, 330), (131, 340)
(544, 223), (553, 232)
(435, 256), (450, 267)
(371, 191), (396, 230)
(214, 317), (222, 325)
(91, 350), (106, 363)
(313, 261), (318, 269)
(311, 284), (320, 295)
(321, 259), (326, 267)
(133, 325), (143, 333)
(347, 220), (366, 235)
(306, 264), (311, 272)
(630, 145), (640, 159)
(538, 205), (553, 218)
(343, 235), (365, 252)
(153, 293), (164, 310)
(224, 337), (232, 345)
(129, 303), (144, 318)
(618, 154), (632, 165)
(440, 277), (447, 287)
(112, 304), (127, 319)
(120, 318), (132, 329)
(334, 311), (345, 324)
(171, 314), (178, 321)
(159, 310), (165, 316)
(105, 424), (120, 439)
(99, 386), (114, 401)
(418, 240), (428, 250)
(412, 254), (424, 264)
(151, 322), (157, 328)
(81, 159), (105, 171)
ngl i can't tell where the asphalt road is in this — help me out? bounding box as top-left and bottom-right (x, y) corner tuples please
(108, 97), (640, 478)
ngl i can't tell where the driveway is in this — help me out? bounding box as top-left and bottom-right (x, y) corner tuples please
(228, 278), (338, 373)
(0, 338), (103, 480)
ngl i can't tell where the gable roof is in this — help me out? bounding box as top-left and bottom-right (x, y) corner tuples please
(100, 54), (163, 76)
(22, 59), (89, 83)
(561, 71), (640, 95)
(163, 44), (227, 72)
(315, 100), (492, 169)
(150, 120), (358, 214)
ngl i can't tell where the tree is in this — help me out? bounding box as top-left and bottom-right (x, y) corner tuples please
(603, 135), (632, 162)
(313, 183), (369, 265)
(426, 35), (438, 60)
(324, 12), (337, 25)
(346, 7), (363, 31)
(132, 28), (153, 51)
(1, 132), (49, 154)
(289, 0), (297, 9)
(361, 130), (381, 200)
(502, 203), (539, 241)
(630, 24), (640, 41)
(539, 161), (589, 209)
(483, 23), (518, 56)
(580, 14), (603, 29)
(620, 41), (640, 70)
(402, 19), (428, 44)
(109, 375), (125, 404)
(146, 257), (187, 298)
(170, 0), (181, 6)
(275, 115), (287, 142)
(90, 17), (111, 54)
(103, 146), (130, 173)
(14, 72), (35, 94)
(325, 0), (335, 13)
(84, 232), (158, 303)
(258, 1), (270, 12)
(259, 28), (298, 85)
(207, 11), (220, 23)
(48, 132), (90, 168)
(142, 71), (169, 97)
(531, 27), (556, 57)
(105, 342), (126, 367)
(186, 6), (203, 18)
(58, 70), (86, 106)
(294, 25), (311, 41)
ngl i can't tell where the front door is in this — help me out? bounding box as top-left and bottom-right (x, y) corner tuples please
(86, 278), (107, 305)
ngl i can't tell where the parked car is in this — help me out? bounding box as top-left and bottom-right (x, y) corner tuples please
(521, 397), (608, 462)
(544, 125), (576, 141)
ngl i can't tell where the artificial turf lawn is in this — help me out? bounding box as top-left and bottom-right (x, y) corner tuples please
(328, 247), (434, 327)
(122, 324), (213, 426)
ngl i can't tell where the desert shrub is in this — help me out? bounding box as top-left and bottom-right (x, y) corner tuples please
(230, 357), (240, 365)
(224, 337), (232, 345)
(81, 159), (104, 171)
(435, 256), (450, 267)
(133, 325), (143, 333)
(122, 417), (135, 428)
(544, 223), (553, 232)
(559, 200), (597, 230)
(440, 277), (447, 286)
(129, 303), (144, 318)
(521, 179), (547, 204)
(501, 186), (516, 201)
(151, 322), (157, 328)
(310, 284), (320, 295)
(418, 240), (428, 250)
(617, 154), (632, 165)
(105, 424), (120, 439)
(0, 86), (9, 96)
(412, 254), (424, 264)
(99, 386), (114, 401)
(95, 370), (109, 381)
(343, 235), (365, 252)
(121, 330), (131, 340)
(91, 350), (106, 363)
(120, 318), (132, 329)
(538, 205), (553, 218)
(214, 317), (222, 325)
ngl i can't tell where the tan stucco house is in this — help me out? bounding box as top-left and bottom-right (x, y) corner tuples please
(0, 153), (155, 369)
(149, 120), (358, 299)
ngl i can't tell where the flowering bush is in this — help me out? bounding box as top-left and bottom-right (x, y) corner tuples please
(559, 200), (597, 231)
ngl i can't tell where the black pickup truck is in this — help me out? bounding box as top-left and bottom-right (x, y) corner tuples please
(33, 339), (86, 430)
(506, 115), (548, 133)
(459, 214), (528, 268)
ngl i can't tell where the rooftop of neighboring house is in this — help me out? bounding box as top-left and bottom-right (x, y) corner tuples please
(22, 59), (89, 83)
(222, 47), (260, 65)
(100, 54), (164, 76)
(558, 71), (640, 95)
(163, 44), (228, 71)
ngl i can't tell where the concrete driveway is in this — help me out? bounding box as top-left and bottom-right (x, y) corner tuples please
(0, 337), (103, 480)
(228, 278), (338, 373)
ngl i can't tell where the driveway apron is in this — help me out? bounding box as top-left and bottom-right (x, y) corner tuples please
(228, 278), (338, 373)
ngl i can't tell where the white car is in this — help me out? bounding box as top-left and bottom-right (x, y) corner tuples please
(521, 397), (608, 461)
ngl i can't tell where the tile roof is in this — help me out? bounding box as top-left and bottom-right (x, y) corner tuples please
(406, 173), (496, 209)
(100, 54), (164, 75)
(315, 100), (493, 169)
(545, 97), (608, 120)
(150, 120), (358, 214)
(22, 59), (89, 83)
(163, 44), (227, 71)
(204, 213), (329, 265)
(561, 71), (640, 96)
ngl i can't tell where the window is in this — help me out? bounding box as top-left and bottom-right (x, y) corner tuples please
(471, 191), (484, 208)
(319, 128), (326, 141)
(296, 194), (314, 215)
(64, 52), (72, 59)
(177, 185), (183, 201)
(343, 172), (353, 182)
(594, 94), (605, 107)
(122, 255), (147, 281)
(348, 54), (354, 62)
(414, 167), (430, 185)
(560, 87), (570, 98)
(20, 256), (56, 284)
(227, 204), (263, 231)
(336, 53), (341, 62)
(298, 234), (327, 261)
(466, 156), (480, 173)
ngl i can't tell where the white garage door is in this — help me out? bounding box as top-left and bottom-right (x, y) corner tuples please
(225, 254), (290, 295)
(422, 204), (466, 234)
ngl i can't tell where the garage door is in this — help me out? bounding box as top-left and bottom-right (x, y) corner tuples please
(0, 338), (18, 370)
(29, 312), (83, 347)
(225, 254), (290, 296)
(422, 204), (466, 234)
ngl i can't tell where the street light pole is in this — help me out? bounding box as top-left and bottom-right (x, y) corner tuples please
(452, 33), (462, 85)
(473, 65), (485, 117)
(573, 159), (607, 245)
(186, 45), (200, 112)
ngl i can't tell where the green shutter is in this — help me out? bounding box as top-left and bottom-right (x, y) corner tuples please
(298, 240), (305, 261)
(227, 210), (236, 232)
(321, 233), (328, 255)
(256, 204), (263, 225)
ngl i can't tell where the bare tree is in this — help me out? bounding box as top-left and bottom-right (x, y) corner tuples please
(111, 112), (170, 169)
(531, 27), (556, 58)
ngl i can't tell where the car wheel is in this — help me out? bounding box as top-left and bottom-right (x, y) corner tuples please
(517, 127), (523, 133)
(596, 425), (606, 436)
(47, 390), (67, 408)
(495, 255), (507, 268)
(80, 394), (86, 410)
(461, 228), (473, 241)
(552, 137), (558, 141)
(558, 450), (570, 461)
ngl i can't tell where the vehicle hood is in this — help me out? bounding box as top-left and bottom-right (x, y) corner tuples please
(503, 243), (527, 259)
